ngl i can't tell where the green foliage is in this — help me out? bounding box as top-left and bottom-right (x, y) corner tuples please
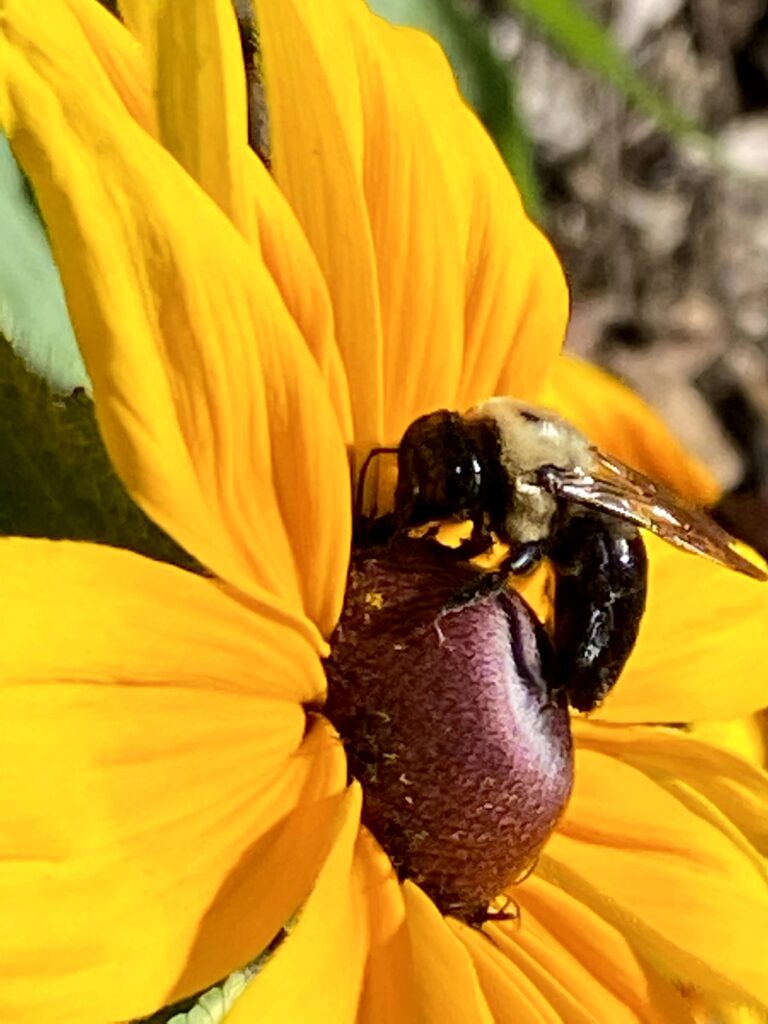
(0, 135), (90, 391)
(0, 335), (199, 573)
(506, 0), (697, 137)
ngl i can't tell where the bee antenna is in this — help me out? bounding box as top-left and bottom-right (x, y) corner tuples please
(355, 446), (399, 523)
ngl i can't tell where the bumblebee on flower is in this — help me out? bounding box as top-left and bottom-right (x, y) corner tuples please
(1, 1), (768, 1022)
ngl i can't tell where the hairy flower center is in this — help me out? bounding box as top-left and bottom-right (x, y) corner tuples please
(323, 539), (574, 923)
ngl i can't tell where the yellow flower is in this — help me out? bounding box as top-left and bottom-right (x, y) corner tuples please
(1, 1), (768, 1022)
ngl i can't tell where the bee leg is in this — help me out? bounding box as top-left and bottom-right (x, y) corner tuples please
(507, 541), (545, 575)
(548, 511), (647, 713)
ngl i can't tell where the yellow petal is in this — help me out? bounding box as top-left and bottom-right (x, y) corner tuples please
(693, 1002), (768, 1024)
(66, 0), (155, 134)
(575, 721), (768, 865)
(402, 884), (494, 1023)
(451, 919), (562, 1023)
(225, 785), (368, 1024)
(1, 538), (323, 702)
(488, 227), (569, 411)
(0, 539), (347, 1023)
(542, 746), (768, 1007)
(598, 534), (768, 723)
(253, 0), (384, 451)
(130, 0), (355, 445)
(503, 874), (696, 1023)
(119, 0), (154, 61)
(343, 14), (465, 438)
(56, 4), (354, 443)
(356, 829), (418, 1023)
(4, 0), (350, 636)
(353, 15), (569, 433)
(689, 715), (768, 767)
(249, 148), (354, 444)
(544, 355), (719, 503)
(128, 0), (256, 240)
(255, 0), (567, 450)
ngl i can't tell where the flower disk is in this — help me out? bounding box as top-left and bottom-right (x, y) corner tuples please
(324, 540), (573, 924)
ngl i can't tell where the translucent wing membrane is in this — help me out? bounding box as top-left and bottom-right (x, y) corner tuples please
(537, 451), (767, 582)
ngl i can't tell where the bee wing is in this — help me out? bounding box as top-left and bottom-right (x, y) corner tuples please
(537, 450), (767, 582)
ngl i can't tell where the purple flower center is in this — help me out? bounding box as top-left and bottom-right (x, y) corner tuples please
(324, 541), (574, 923)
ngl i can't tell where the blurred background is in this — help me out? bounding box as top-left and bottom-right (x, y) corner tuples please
(2, 0), (768, 553)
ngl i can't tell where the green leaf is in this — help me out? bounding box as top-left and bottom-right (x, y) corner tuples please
(0, 134), (89, 391)
(0, 335), (198, 572)
(369, 0), (542, 217)
(505, 0), (698, 137)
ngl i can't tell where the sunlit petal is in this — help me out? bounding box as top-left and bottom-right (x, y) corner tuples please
(132, 0), (357, 539)
(575, 721), (768, 862)
(4, 0), (350, 635)
(488, 226), (569, 411)
(0, 539), (347, 1022)
(255, 0), (567, 450)
(344, 14), (465, 436)
(249, 149), (354, 443)
(541, 747), (768, 1007)
(254, 0), (384, 451)
(225, 786), (367, 1024)
(403, 884), (494, 1023)
(690, 716), (768, 767)
(505, 874), (696, 1023)
(356, 829), (418, 1023)
(66, 0), (155, 133)
(353, 15), (569, 433)
(127, 0), (256, 240)
(599, 534), (768, 722)
(451, 920), (561, 1023)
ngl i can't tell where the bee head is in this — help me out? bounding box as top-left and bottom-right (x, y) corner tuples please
(394, 410), (483, 527)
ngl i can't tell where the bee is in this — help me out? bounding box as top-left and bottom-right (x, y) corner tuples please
(362, 397), (766, 713)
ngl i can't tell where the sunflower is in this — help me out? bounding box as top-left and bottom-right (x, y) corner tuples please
(2, 1), (768, 1022)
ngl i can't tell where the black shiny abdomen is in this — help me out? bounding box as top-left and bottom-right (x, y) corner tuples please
(548, 510), (648, 713)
